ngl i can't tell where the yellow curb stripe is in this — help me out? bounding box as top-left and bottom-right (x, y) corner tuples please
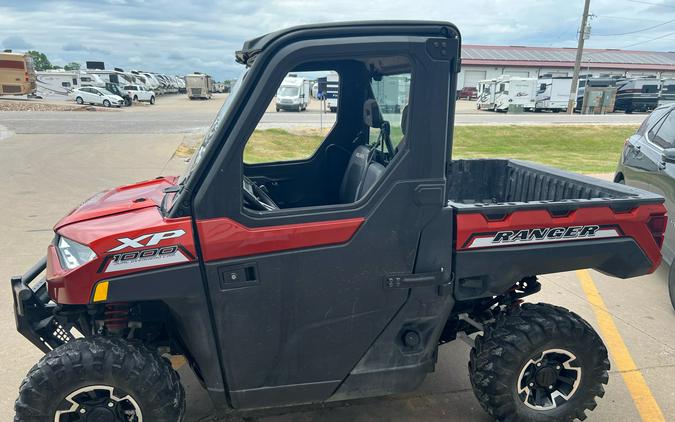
(576, 269), (665, 422)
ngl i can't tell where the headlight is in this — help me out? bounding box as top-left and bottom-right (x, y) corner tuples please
(56, 236), (96, 270)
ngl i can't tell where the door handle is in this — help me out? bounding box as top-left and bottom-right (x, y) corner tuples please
(218, 264), (258, 289)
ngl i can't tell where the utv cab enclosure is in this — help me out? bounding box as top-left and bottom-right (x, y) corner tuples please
(12, 21), (667, 422)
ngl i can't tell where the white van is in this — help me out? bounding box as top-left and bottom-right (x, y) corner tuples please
(535, 76), (573, 112)
(276, 75), (311, 111)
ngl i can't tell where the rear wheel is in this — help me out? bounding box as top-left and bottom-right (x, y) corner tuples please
(133, 95), (138, 102)
(75, 97), (83, 105)
(469, 303), (609, 422)
(150, 96), (155, 105)
(15, 337), (185, 422)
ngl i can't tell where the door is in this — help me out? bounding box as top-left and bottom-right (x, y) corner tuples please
(622, 107), (670, 190)
(641, 110), (675, 262)
(188, 28), (458, 409)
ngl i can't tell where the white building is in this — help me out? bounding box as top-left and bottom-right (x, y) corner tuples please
(458, 45), (675, 89)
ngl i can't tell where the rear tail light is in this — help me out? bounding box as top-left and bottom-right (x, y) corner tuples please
(647, 214), (668, 248)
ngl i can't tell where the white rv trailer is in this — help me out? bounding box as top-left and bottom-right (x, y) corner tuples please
(86, 69), (134, 88)
(276, 75), (311, 111)
(185, 73), (212, 99)
(493, 76), (537, 111)
(476, 79), (497, 110)
(535, 76), (573, 112)
(35, 70), (105, 99)
(141, 72), (163, 94)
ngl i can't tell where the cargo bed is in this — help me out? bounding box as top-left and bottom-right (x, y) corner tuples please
(447, 159), (666, 301)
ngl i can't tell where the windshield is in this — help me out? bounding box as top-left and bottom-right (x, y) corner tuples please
(277, 86), (298, 97)
(177, 68), (247, 187)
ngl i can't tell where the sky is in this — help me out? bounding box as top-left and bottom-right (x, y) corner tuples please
(1, 0), (674, 81)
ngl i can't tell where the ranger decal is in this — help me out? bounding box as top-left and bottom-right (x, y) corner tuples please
(463, 225), (621, 249)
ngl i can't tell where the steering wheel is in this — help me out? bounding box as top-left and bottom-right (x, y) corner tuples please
(243, 176), (279, 211)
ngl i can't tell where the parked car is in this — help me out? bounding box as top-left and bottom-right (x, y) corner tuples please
(69, 86), (124, 107)
(456, 86), (477, 100)
(123, 84), (156, 104)
(615, 103), (675, 309)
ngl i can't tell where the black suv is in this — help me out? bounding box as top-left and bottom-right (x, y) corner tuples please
(615, 103), (675, 309)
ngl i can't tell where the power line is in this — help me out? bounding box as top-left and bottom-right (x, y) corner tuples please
(625, 0), (675, 9)
(594, 14), (666, 22)
(594, 17), (675, 35)
(621, 30), (675, 48)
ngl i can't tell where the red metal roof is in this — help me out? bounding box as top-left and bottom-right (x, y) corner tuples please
(462, 44), (675, 71)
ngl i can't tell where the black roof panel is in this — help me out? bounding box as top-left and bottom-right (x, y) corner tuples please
(236, 20), (460, 64)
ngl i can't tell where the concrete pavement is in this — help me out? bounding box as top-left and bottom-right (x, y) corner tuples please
(0, 96), (672, 422)
(0, 95), (647, 136)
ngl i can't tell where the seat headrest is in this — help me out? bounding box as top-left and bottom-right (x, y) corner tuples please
(363, 99), (384, 128)
(400, 105), (409, 135)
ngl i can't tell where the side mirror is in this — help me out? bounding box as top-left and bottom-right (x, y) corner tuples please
(661, 148), (675, 163)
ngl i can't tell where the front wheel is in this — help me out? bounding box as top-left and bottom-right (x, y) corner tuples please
(150, 96), (155, 105)
(103, 99), (111, 107)
(469, 303), (609, 422)
(15, 337), (185, 422)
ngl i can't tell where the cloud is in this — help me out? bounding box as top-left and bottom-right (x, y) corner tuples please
(62, 43), (110, 55)
(2, 36), (33, 50)
(1, 0), (674, 80)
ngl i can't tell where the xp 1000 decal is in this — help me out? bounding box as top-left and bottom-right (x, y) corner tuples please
(99, 229), (193, 273)
(462, 225), (622, 249)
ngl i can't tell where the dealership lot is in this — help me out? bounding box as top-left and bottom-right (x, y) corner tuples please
(0, 97), (673, 421)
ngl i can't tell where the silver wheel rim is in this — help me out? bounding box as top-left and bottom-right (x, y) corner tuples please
(54, 385), (142, 421)
(517, 348), (581, 410)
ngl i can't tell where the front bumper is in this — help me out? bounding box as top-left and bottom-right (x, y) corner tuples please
(11, 257), (72, 353)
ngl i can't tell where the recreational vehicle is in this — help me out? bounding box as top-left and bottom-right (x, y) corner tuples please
(492, 76), (537, 112)
(35, 70), (82, 99)
(535, 76), (573, 112)
(659, 79), (675, 107)
(0, 51), (36, 96)
(86, 69), (134, 88)
(614, 77), (660, 113)
(372, 74), (409, 113)
(185, 73), (212, 99)
(275, 75), (310, 111)
(476, 79), (497, 110)
(325, 71), (339, 112)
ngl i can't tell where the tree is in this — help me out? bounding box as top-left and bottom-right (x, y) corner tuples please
(26, 51), (52, 71)
(64, 62), (80, 71)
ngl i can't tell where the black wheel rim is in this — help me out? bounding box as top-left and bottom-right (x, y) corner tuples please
(54, 385), (142, 421)
(517, 349), (581, 410)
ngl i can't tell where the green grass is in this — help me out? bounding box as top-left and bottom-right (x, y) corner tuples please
(452, 125), (637, 173)
(237, 125), (638, 173)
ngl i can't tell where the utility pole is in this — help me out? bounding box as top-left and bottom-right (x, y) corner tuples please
(567, 0), (592, 114)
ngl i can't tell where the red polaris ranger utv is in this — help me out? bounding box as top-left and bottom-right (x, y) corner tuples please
(12, 22), (667, 422)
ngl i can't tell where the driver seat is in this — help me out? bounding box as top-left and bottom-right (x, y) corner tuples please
(338, 100), (387, 203)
